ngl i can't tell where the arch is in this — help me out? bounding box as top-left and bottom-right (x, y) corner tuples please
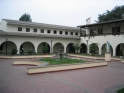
(37, 42), (50, 54)
(0, 41), (17, 55)
(101, 43), (113, 55)
(80, 43), (87, 53)
(53, 42), (64, 53)
(116, 43), (124, 56)
(66, 43), (75, 53)
(89, 43), (99, 54)
(20, 41), (35, 54)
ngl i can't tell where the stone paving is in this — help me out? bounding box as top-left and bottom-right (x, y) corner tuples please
(0, 59), (124, 93)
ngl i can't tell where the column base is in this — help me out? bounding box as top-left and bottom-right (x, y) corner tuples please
(105, 53), (111, 62)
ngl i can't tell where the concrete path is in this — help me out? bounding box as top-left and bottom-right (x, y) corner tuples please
(0, 59), (124, 93)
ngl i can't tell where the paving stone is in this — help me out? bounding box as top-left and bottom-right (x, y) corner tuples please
(0, 59), (124, 93)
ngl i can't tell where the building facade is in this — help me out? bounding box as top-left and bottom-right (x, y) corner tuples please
(0, 19), (124, 56)
(0, 19), (85, 55)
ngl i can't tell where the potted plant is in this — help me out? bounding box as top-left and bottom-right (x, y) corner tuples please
(41, 46), (48, 54)
(89, 43), (99, 55)
(27, 50), (33, 55)
(120, 49), (123, 58)
(73, 42), (82, 53)
(11, 48), (18, 55)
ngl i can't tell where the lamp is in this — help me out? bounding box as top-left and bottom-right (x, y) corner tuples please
(86, 38), (89, 54)
(5, 37), (8, 55)
(51, 40), (52, 54)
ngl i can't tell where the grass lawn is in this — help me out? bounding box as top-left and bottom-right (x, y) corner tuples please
(117, 88), (124, 93)
(40, 58), (87, 65)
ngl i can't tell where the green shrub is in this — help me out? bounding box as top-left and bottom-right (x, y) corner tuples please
(89, 43), (99, 55)
(41, 46), (48, 54)
(27, 50), (33, 55)
(117, 88), (124, 93)
(11, 48), (18, 55)
(120, 49), (123, 56)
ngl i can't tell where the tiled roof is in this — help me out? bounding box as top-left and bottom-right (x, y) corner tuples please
(78, 19), (124, 28)
(0, 30), (80, 39)
(3, 19), (85, 31)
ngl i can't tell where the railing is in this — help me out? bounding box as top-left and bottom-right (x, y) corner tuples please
(81, 32), (124, 37)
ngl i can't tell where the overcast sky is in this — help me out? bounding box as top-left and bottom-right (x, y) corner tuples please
(0, 0), (124, 27)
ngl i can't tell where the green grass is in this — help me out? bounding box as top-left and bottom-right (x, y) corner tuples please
(40, 58), (87, 65)
(117, 88), (124, 93)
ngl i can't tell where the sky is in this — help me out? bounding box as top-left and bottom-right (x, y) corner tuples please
(0, 0), (124, 27)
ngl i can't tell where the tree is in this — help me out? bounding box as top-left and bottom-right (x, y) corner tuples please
(89, 43), (99, 55)
(19, 13), (32, 22)
(95, 5), (124, 23)
(73, 42), (82, 53)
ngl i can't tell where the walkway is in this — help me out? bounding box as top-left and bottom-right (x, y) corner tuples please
(0, 59), (124, 93)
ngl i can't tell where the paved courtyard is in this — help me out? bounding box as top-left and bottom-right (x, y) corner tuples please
(0, 59), (124, 93)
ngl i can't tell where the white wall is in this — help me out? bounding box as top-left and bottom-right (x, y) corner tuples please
(0, 20), (7, 31)
(6, 24), (81, 36)
(0, 36), (79, 54)
(81, 35), (124, 56)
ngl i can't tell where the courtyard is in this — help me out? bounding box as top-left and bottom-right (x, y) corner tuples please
(0, 58), (124, 93)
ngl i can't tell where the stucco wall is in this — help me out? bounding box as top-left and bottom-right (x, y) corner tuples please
(80, 35), (124, 56)
(0, 20), (7, 31)
(0, 35), (79, 54)
(6, 25), (80, 36)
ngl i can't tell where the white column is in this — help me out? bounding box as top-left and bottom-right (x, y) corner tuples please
(17, 45), (20, 54)
(87, 45), (89, 54)
(112, 46), (116, 56)
(99, 45), (102, 55)
(64, 46), (66, 53)
(34, 45), (37, 54)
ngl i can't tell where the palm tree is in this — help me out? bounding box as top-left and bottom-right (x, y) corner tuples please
(19, 13), (32, 22)
(89, 43), (99, 55)
(73, 42), (82, 53)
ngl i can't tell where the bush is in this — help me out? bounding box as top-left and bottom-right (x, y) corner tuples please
(89, 43), (99, 54)
(120, 49), (123, 56)
(41, 46), (48, 54)
(117, 88), (124, 93)
(27, 50), (33, 55)
(11, 48), (18, 55)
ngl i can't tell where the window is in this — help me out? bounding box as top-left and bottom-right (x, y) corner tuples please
(98, 29), (103, 35)
(81, 33), (83, 36)
(65, 31), (68, 35)
(18, 27), (22, 31)
(59, 31), (62, 34)
(117, 27), (120, 34)
(41, 29), (44, 33)
(26, 28), (30, 32)
(70, 32), (73, 35)
(90, 29), (96, 35)
(75, 32), (78, 36)
(54, 30), (57, 34)
(112, 27), (116, 35)
(34, 28), (37, 32)
(47, 30), (51, 33)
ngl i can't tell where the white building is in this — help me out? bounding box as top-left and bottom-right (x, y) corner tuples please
(0, 19), (124, 56)
(0, 19), (85, 55)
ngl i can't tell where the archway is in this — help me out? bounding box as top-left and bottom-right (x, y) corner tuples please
(20, 42), (35, 54)
(80, 43), (87, 53)
(89, 43), (99, 54)
(101, 43), (113, 55)
(37, 42), (50, 54)
(0, 41), (17, 55)
(66, 43), (75, 53)
(116, 43), (124, 56)
(53, 43), (64, 53)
